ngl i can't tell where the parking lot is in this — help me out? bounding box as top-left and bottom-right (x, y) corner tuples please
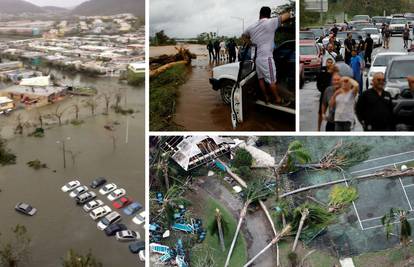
(0, 113), (145, 266)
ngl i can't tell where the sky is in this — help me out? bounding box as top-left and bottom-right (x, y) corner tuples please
(25, 0), (87, 8)
(150, 0), (289, 38)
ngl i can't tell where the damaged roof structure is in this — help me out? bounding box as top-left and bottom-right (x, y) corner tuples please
(159, 136), (235, 171)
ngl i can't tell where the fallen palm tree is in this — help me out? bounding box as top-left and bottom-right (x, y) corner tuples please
(281, 167), (414, 198)
(150, 47), (196, 78)
(243, 225), (292, 267)
(224, 179), (273, 267)
(297, 140), (370, 170)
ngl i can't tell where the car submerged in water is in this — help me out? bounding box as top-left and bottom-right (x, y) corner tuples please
(209, 40), (295, 128)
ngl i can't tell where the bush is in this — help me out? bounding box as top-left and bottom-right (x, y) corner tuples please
(329, 185), (358, 209)
(27, 159), (47, 170)
(236, 166), (252, 179)
(232, 148), (253, 169)
(0, 139), (16, 165)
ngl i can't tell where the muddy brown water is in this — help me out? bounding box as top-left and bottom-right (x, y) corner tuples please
(173, 57), (295, 131)
(0, 72), (145, 266)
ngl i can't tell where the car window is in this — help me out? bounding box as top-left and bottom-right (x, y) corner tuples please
(392, 19), (407, 24)
(300, 45), (318, 55)
(300, 32), (315, 40)
(388, 61), (414, 79)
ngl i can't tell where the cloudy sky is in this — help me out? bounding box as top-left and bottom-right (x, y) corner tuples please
(25, 0), (87, 8)
(150, 0), (289, 38)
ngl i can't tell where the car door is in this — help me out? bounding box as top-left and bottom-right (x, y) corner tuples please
(230, 45), (257, 128)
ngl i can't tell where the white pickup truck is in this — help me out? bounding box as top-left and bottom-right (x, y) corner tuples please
(209, 41), (296, 128)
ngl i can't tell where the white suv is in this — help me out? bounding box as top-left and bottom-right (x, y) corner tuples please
(90, 205), (111, 220)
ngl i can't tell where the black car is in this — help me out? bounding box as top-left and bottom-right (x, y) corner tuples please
(104, 223), (127, 236)
(385, 56), (414, 98)
(273, 40), (296, 89)
(90, 177), (107, 189)
(129, 241), (145, 254)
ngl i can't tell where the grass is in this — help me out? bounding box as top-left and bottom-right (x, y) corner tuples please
(149, 63), (188, 131)
(279, 241), (340, 267)
(190, 197), (248, 267)
(353, 246), (414, 267)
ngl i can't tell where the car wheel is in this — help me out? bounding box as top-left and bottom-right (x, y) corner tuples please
(220, 79), (235, 105)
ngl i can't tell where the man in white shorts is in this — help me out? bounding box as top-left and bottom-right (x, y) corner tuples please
(243, 6), (292, 105)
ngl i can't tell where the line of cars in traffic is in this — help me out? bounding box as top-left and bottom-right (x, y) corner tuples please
(61, 178), (146, 261)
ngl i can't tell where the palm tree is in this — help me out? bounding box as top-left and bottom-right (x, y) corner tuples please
(152, 184), (190, 225)
(382, 208), (412, 248)
(292, 208), (309, 252)
(224, 179), (273, 267)
(210, 208), (228, 252)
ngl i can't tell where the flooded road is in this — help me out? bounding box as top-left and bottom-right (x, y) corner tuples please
(0, 72), (145, 266)
(151, 44), (294, 131)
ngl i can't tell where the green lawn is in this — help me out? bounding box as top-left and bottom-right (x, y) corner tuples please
(190, 197), (248, 267)
(149, 63), (188, 131)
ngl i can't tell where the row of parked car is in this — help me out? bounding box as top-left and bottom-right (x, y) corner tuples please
(61, 177), (146, 261)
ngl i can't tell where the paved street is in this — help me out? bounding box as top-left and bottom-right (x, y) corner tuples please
(300, 35), (411, 131)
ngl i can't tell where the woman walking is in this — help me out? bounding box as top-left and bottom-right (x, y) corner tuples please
(329, 77), (359, 131)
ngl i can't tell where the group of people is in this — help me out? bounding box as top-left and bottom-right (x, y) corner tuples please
(207, 39), (238, 63)
(317, 58), (414, 131)
(320, 31), (368, 96)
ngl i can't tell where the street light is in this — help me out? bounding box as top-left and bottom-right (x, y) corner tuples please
(231, 16), (245, 34)
(56, 137), (71, 169)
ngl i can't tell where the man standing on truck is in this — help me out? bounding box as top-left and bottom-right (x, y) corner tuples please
(243, 6), (292, 105)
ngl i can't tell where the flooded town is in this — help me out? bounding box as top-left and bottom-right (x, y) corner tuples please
(0, 0), (145, 266)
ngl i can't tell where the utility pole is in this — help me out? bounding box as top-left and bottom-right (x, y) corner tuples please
(57, 137), (71, 169)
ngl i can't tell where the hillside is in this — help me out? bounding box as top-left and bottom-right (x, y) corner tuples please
(0, 0), (45, 14)
(71, 0), (144, 16)
(42, 6), (69, 13)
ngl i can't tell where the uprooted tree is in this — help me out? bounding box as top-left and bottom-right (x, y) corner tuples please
(0, 138), (16, 166)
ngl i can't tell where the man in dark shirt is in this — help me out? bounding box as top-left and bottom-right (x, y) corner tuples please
(364, 34), (374, 65)
(344, 33), (356, 65)
(355, 72), (394, 131)
(207, 41), (215, 61)
(228, 39), (237, 63)
(403, 25), (410, 49)
(213, 40), (220, 61)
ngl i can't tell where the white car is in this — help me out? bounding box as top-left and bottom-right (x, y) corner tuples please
(83, 199), (104, 212)
(116, 230), (140, 242)
(61, 180), (80, 192)
(389, 17), (407, 35)
(99, 183), (117, 195)
(97, 211), (121, 230)
(132, 210), (146, 225)
(366, 52), (407, 88)
(90, 205), (112, 220)
(361, 28), (382, 47)
(69, 185), (88, 198)
(107, 188), (126, 201)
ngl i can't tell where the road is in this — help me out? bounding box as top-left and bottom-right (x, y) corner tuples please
(151, 44), (295, 131)
(300, 35), (409, 131)
(196, 176), (276, 267)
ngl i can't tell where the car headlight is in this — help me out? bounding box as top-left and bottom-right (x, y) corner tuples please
(385, 87), (401, 98)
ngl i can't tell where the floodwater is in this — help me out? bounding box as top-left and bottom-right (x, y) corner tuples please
(0, 71), (145, 266)
(151, 44), (294, 131)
